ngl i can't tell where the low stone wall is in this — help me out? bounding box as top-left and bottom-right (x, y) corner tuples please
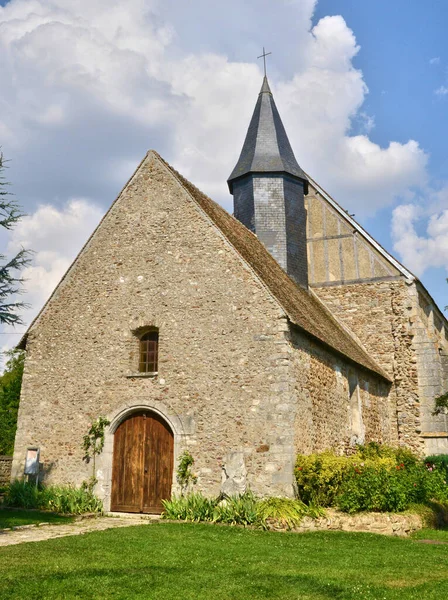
(293, 509), (423, 537)
(0, 456), (12, 486)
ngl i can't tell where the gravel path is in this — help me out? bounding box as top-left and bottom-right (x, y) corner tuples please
(0, 516), (152, 547)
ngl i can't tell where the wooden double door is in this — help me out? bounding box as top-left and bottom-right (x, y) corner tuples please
(111, 411), (174, 514)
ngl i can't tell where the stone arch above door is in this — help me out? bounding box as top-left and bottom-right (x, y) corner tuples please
(111, 410), (173, 513)
(96, 400), (193, 512)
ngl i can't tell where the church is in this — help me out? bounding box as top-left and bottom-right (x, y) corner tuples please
(11, 75), (448, 514)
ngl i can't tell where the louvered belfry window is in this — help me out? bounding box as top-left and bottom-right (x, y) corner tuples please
(139, 330), (159, 374)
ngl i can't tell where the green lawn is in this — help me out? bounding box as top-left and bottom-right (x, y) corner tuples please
(0, 523), (447, 599)
(411, 527), (448, 543)
(0, 508), (74, 529)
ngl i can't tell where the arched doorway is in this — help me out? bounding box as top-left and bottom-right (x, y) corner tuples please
(110, 411), (174, 514)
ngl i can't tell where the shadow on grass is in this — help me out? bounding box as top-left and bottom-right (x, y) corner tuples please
(2, 561), (448, 600)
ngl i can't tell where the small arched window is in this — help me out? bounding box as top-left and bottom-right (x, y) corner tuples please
(139, 329), (159, 374)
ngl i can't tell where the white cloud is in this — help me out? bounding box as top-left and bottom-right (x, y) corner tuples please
(0, 0), (436, 354)
(435, 86), (448, 96)
(392, 203), (448, 276)
(2, 199), (103, 350)
(430, 57), (441, 65)
(276, 15), (428, 214)
(0, 0), (429, 215)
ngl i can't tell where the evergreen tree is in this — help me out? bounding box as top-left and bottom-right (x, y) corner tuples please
(0, 349), (25, 455)
(0, 151), (31, 325)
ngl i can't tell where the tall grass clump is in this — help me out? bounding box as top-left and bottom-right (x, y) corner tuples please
(3, 480), (103, 515)
(42, 483), (103, 514)
(3, 480), (41, 509)
(213, 493), (259, 526)
(161, 493), (216, 522)
(256, 497), (324, 529)
(162, 492), (322, 529)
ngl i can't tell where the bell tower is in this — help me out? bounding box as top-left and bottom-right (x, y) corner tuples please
(228, 76), (309, 288)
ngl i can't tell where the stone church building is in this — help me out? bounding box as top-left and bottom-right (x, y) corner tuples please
(12, 76), (448, 513)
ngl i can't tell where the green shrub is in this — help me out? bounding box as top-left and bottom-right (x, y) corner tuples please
(295, 449), (395, 507)
(425, 455), (448, 482)
(337, 462), (448, 513)
(356, 442), (419, 468)
(409, 501), (448, 528)
(295, 444), (448, 514)
(3, 480), (103, 515)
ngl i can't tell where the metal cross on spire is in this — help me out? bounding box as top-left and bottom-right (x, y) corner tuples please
(257, 47), (272, 77)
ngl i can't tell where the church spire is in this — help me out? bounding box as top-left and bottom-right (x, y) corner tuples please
(227, 76), (308, 194)
(228, 76), (309, 289)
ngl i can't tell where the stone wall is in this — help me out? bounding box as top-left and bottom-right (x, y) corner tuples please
(12, 152), (301, 507)
(315, 280), (420, 453)
(0, 457), (12, 486)
(412, 283), (448, 455)
(315, 279), (448, 455)
(293, 509), (422, 537)
(290, 328), (395, 455)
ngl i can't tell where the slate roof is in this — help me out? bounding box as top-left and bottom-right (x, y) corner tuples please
(159, 153), (390, 381)
(227, 77), (308, 193)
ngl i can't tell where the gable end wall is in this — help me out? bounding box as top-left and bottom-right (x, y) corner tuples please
(12, 154), (302, 501)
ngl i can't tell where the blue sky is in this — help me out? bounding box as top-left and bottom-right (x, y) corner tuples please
(315, 0), (447, 171)
(0, 0), (447, 354)
(314, 0), (448, 310)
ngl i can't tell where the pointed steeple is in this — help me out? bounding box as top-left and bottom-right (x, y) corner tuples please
(228, 76), (309, 289)
(227, 77), (308, 194)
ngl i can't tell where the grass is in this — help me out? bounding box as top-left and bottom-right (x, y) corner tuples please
(0, 523), (448, 599)
(411, 527), (448, 543)
(0, 508), (74, 529)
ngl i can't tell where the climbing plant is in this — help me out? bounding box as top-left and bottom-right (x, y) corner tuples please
(433, 392), (448, 416)
(82, 416), (110, 483)
(176, 450), (198, 495)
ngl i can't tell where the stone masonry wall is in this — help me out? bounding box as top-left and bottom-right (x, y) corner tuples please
(290, 329), (394, 455)
(12, 153), (302, 506)
(315, 279), (448, 455)
(411, 283), (448, 455)
(314, 280), (422, 453)
(0, 457), (12, 486)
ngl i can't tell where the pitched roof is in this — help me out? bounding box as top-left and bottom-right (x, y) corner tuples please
(227, 77), (308, 193)
(159, 153), (389, 381)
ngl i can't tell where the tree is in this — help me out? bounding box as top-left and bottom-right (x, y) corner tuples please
(0, 151), (31, 325)
(0, 349), (25, 455)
